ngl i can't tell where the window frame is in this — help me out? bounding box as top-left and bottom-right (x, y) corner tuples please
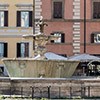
(0, 42), (8, 58)
(17, 11), (32, 27)
(21, 11), (29, 27)
(0, 11), (4, 27)
(52, 0), (64, 19)
(17, 42), (29, 58)
(0, 11), (8, 27)
(91, 32), (100, 43)
(51, 32), (65, 43)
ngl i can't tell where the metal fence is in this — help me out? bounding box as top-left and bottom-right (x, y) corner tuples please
(0, 85), (100, 99)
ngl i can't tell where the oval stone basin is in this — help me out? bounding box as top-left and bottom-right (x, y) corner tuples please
(2, 58), (79, 78)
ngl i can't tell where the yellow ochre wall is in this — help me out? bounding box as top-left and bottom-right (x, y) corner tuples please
(0, 0), (34, 65)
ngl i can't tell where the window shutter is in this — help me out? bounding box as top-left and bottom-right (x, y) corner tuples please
(4, 11), (8, 26)
(25, 43), (29, 57)
(51, 33), (54, 43)
(91, 34), (94, 43)
(4, 43), (8, 57)
(17, 11), (21, 27)
(17, 43), (21, 57)
(61, 33), (65, 43)
(53, 2), (62, 18)
(29, 11), (32, 27)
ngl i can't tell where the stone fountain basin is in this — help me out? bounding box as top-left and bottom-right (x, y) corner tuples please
(2, 58), (79, 78)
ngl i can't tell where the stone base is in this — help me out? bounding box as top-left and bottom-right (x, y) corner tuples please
(0, 77), (100, 98)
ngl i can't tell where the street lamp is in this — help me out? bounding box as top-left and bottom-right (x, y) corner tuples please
(84, 0), (86, 53)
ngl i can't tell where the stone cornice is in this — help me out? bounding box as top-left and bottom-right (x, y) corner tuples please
(15, 4), (33, 7)
(0, 4), (9, 7)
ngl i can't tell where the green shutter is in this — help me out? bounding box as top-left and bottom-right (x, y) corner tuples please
(17, 11), (21, 27)
(51, 33), (54, 43)
(91, 34), (94, 43)
(25, 43), (29, 57)
(4, 43), (8, 57)
(4, 11), (8, 26)
(61, 33), (65, 43)
(17, 43), (21, 57)
(29, 11), (32, 27)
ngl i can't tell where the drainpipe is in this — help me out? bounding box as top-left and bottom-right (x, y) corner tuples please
(33, 0), (35, 50)
(84, 0), (86, 53)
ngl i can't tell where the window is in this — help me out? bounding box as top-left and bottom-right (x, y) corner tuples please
(17, 11), (32, 27)
(52, 0), (63, 19)
(93, 2), (100, 19)
(0, 42), (8, 57)
(51, 32), (65, 43)
(21, 12), (29, 27)
(91, 33), (100, 43)
(0, 11), (8, 27)
(17, 42), (29, 57)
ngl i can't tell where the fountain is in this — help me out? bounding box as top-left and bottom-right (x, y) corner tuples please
(2, 17), (79, 78)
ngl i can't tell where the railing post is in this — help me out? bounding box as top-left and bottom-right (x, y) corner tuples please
(83, 87), (86, 97)
(59, 87), (61, 98)
(31, 86), (34, 99)
(88, 86), (90, 97)
(47, 86), (51, 99)
(81, 86), (85, 98)
(21, 87), (23, 98)
(69, 87), (72, 98)
(10, 87), (12, 98)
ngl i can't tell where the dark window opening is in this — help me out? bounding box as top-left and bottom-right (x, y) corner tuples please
(53, 1), (63, 19)
(0, 11), (8, 27)
(91, 33), (100, 43)
(17, 42), (29, 58)
(93, 2), (100, 19)
(0, 42), (8, 57)
(17, 11), (33, 27)
(51, 32), (65, 43)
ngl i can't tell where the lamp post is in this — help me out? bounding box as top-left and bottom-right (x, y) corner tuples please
(84, 0), (86, 53)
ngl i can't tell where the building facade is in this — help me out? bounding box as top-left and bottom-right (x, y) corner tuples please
(41, 0), (100, 57)
(0, 0), (42, 74)
(0, 0), (100, 72)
